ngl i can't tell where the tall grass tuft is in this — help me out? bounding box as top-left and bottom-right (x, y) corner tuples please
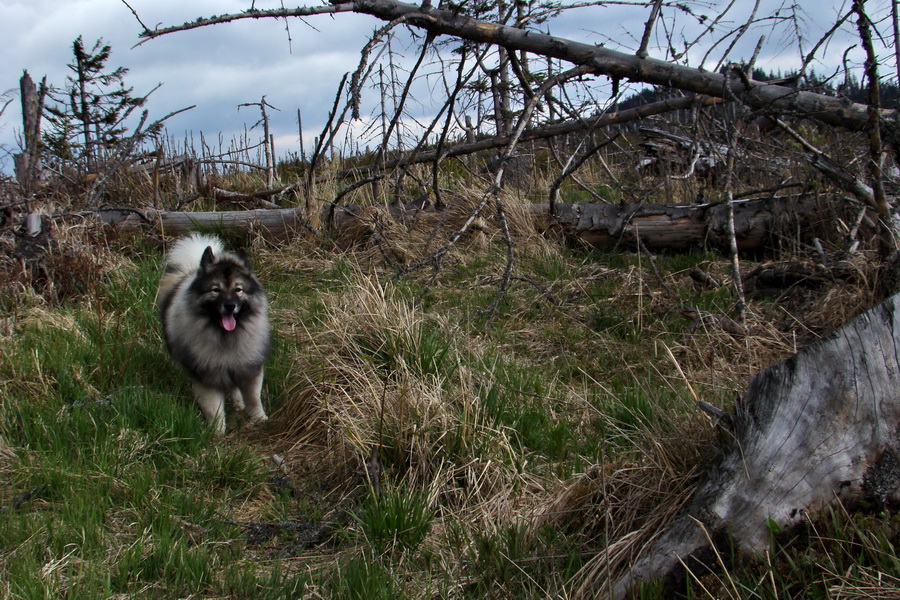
(353, 482), (434, 554)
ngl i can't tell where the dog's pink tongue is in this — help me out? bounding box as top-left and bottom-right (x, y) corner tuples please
(221, 314), (237, 332)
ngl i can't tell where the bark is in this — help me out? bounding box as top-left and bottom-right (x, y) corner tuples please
(610, 290), (900, 598)
(541, 195), (822, 252)
(98, 205), (308, 235)
(14, 71), (47, 197)
(349, 0), (898, 137)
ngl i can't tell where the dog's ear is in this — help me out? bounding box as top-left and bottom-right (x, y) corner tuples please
(200, 246), (216, 270)
(235, 248), (250, 266)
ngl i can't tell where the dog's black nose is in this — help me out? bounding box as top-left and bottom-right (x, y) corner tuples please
(223, 303), (237, 314)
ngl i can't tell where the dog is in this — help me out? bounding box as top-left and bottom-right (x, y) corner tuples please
(158, 233), (271, 436)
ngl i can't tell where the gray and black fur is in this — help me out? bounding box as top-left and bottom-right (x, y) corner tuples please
(158, 233), (271, 435)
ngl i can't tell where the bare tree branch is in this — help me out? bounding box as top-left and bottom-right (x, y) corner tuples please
(329, 93), (722, 182)
(636, 0), (664, 59)
(854, 0), (890, 224)
(134, 0), (900, 139)
(132, 3), (354, 41)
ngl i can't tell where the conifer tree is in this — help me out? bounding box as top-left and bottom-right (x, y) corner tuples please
(43, 36), (148, 174)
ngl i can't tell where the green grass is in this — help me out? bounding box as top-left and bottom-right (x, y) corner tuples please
(353, 483), (434, 554)
(0, 229), (895, 600)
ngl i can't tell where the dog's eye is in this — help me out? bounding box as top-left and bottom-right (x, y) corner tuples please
(234, 286), (244, 294)
(210, 286), (222, 294)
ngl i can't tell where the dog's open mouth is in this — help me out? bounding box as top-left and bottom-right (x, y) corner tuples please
(221, 313), (237, 331)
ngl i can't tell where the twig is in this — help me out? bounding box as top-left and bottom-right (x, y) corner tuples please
(698, 400), (734, 430)
(96, 205), (154, 227)
(636, 0), (664, 59)
(726, 192), (746, 321)
(845, 205), (868, 253)
(639, 239), (674, 296)
(307, 73), (350, 209)
(854, 0), (894, 252)
(689, 268), (720, 289)
(133, 3), (353, 41)
(548, 133), (620, 213)
(119, 0), (152, 36)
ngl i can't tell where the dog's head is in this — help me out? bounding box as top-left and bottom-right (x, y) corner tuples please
(192, 246), (265, 332)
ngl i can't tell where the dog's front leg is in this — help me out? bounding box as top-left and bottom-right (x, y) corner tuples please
(193, 383), (226, 436)
(239, 370), (268, 424)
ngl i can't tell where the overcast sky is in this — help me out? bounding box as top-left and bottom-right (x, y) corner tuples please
(0, 0), (891, 174)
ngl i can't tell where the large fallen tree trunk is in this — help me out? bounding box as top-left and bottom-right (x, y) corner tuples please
(542, 195), (823, 252)
(604, 291), (900, 598)
(97, 205), (310, 236)
(98, 194), (826, 252)
(139, 0), (900, 141)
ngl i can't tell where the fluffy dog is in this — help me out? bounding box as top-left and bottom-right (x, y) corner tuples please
(158, 233), (271, 435)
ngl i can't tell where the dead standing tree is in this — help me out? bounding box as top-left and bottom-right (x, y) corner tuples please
(238, 96), (280, 189)
(12, 71), (47, 200)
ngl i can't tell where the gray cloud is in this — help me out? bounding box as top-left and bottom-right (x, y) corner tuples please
(0, 0), (892, 174)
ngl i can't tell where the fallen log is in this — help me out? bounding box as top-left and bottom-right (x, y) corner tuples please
(98, 194), (830, 253)
(97, 205), (308, 236)
(139, 0), (899, 140)
(542, 194), (825, 252)
(329, 194), (829, 253)
(605, 290), (900, 598)
(330, 96), (723, 181)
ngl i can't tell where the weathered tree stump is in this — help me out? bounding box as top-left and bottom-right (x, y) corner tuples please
(610, 291), (900, 598)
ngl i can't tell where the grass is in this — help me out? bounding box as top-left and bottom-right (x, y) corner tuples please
(0, 207), (896, 600)
(353, 483), (434, 554)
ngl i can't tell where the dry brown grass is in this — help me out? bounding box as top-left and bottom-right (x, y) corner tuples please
(3, 118), (897, 597)
(825, 567), (900, 599)
(327, 187), (557, 274)
(1, 199), (887, 598)
(0, 208), (130, 316)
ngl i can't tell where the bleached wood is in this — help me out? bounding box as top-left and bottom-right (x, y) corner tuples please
(609, 291), (900, 598)
(99, 194), (820, 253)
(98, 206), (307, 236)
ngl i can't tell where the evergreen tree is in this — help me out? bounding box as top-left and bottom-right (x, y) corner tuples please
(43, 36), (148, 173)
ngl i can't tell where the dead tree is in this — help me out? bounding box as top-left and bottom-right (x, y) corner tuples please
(13, 71), (47, 198)
(238, 96), (280, 189)
(136, 0), (900, 141)
(98, 192), (823, 255)
(582, 289), (900, 598)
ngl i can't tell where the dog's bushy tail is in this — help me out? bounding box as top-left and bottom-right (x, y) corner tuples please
(158, 233), (224, 308)
(166, 233), (224, 274)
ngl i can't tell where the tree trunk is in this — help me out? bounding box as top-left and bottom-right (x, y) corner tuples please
(141, 0), (898, 139)
(541, 194), (823, 252)
(348, 0), (895, 138)
(606, 291), (900, 598)
(74, 41), (95, 174)
(98, 206), (309, 236)
(98, 195), (825, 254)
(14, 71), (46, 197)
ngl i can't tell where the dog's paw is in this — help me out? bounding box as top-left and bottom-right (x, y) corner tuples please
(246, 411), (268, 425)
